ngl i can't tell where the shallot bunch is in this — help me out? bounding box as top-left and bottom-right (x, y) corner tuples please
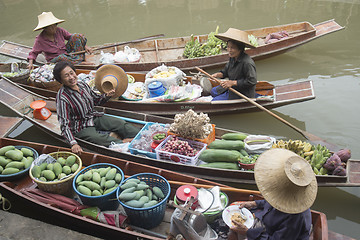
(161, 136), (197, 157)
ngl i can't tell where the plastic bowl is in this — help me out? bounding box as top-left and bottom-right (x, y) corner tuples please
(0, 146), (39, 181)
(151, 131), (167, 144)
(73, 163), (124, 210)
(239, 162), (255, 170)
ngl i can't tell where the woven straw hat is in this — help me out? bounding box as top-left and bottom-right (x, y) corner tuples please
(215, 28), (256, 49)
(95, 64), (128, 99)
(254, 148), (318, 214)
(34, 12), (65, 31)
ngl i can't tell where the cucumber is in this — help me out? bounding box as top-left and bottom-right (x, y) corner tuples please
(200, 162), (240, 170)
(199, 149), (242, 163)
(208, 139), (245, 151)
(221, 132), (248, 141)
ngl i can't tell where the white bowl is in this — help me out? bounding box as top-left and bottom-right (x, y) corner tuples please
(222, 205), (254, 229)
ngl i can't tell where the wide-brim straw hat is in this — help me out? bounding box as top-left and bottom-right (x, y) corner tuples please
(34, 12), (65, 31)
(95, 64), (128, 99)
(215, 28), (256, 49)
(254, 148), (318, 214)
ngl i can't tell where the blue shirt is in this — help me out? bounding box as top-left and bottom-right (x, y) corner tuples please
(247, 200), (312, 240)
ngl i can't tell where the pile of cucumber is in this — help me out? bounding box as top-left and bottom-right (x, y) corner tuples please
(0, 145), (35, 176)
(199, 133), (250, 170)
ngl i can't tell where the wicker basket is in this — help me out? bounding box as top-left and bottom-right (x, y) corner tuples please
(29, 78), (62, 91)
(0, 62), (30, 84)
(29, 152), (82, 195)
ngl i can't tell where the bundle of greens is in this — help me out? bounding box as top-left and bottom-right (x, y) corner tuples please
(183, 26), (227, 59)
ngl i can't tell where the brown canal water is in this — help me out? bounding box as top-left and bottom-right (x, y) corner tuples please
(1, 0), (359, 238)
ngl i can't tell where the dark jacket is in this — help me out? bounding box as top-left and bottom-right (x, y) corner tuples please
(247, 200), (312, 240)
(220, 52), (257, 99)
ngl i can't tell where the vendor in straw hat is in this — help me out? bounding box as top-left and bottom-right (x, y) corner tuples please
(209, 28), (257, 101)
(228, 148), (317, 240)
(53, 61), (140, 155)
(27, 12), (93, 70)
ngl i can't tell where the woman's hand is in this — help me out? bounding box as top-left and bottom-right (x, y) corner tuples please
(85, 46), (93, 55)
(105, 89), (116, 97)
(231, 219), (248, 235)
(240, 201), (257, 209)
(71, 144), (83, 155)
(211, 72), (223, 79)
(220, 80), (236, 89)
(27, 60), (34, 70)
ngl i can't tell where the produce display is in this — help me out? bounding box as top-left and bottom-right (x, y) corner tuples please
(183, 26), (227, 59)
(248, 34), (259, 47)
(169, 109), (212, 139)
(152, 69), (176, 79)
(160, 136), (197, 157)
(118, 178), (165, 208)
(272, 139), (351, 176)
(0, 145), (34, 175)
(75, 166), (122, 196)
(31, 154), (79, 182)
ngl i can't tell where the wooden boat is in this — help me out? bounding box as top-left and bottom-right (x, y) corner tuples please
(0, 19), (344, 72)
(0, 116), (23, 138)
(0, 137), (354, 240)
(1, 76), (359, 187)
(15, 68), (315, 116)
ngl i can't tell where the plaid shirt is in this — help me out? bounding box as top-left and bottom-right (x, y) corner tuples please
(56, 81), (110, 146)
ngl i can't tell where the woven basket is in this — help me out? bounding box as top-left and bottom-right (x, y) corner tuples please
(29, 78), (62, 92)
(0, 62), (30, 84)
(29, 152), (82, 195)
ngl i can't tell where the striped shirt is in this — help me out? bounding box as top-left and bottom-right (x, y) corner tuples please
(56, 81), (110, 146)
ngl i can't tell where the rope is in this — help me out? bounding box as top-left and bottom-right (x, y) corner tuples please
(0, 193), (11, 211)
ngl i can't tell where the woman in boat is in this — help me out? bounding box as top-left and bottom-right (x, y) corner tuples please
(228, 148), (317, 240)
(27, 12), (93, 70)
(53, 61), (139, 155)
(210, 28), (257, 101)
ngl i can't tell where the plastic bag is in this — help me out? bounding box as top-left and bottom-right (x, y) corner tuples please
(108, 142), (130, 152)
(80, 206), (127, 228)
(124, 46), (141, 62)
(244, 135), (276, 154)
(30, 64), (55, 82)
(99, 51), (115, 64)
(170, 208), (218, 240)
(114, 51), (128, 62)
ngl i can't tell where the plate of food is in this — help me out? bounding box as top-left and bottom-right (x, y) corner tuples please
(222, 205), (254, 229)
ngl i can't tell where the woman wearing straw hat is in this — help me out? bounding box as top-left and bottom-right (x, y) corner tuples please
(27, 12), (93, 70)
(228, 148), (317, 240)
(53, 61), (140, 155)
(209, 28), (257, 101)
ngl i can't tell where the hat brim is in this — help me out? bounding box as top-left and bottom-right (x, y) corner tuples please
(33, 19), (65, 31)
(254, 148), (318, 214)
(95, 65), (128, 99)
(215, 34), (256, 49)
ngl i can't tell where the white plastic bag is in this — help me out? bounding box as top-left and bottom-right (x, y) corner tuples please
(114, 51), (128, 62)
(108, 142), (130, 152)
(124, 46), (141, 62)
(99, 51), (115, 64)
(244, 135), (276, 154)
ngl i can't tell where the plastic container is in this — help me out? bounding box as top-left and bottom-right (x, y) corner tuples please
(167, 124), (216, 145)
(30, 151), (82, 195)
(151, 131), (167, 144)
(0, 146), (39, 181)
(117, 173), (170, 229)
(175, 185), (199, 210)
(73, 163), (124, 210)
(128, 122), (168, 159)
(155, 136), (207, 165)
(148, 81), (166, 98)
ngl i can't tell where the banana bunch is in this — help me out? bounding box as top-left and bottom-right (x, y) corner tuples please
(310, 144), (332, 175)
(272, 139), (313, 159)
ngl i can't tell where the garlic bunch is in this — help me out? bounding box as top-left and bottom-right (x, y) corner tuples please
(170, 109), (212, 139)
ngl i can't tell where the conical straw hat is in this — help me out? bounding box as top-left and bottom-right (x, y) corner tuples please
(34, 12), (65, 31)
(215, 28), (256, 49)
(254, 148), (318, 214)
(95, 64), (128, 99)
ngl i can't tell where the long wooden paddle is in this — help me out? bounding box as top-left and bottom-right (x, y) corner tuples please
(71, 34), (165, 55)
(195, 67), (338, 150)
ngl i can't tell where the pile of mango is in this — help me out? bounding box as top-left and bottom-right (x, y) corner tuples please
(31, 154), (79, 182)
(0, 145), (34, 175)
(272, 140), (332, 175)
(118, 178), (165, 209)
(75, 166), (122, 196)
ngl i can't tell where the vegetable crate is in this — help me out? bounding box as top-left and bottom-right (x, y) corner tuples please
(155, 136), (207, 165)
(117, 173), (170, 229)
(129, 122), (167, 159)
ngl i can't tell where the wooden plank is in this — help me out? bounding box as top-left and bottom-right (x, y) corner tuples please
(0, 116), (23, 137)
